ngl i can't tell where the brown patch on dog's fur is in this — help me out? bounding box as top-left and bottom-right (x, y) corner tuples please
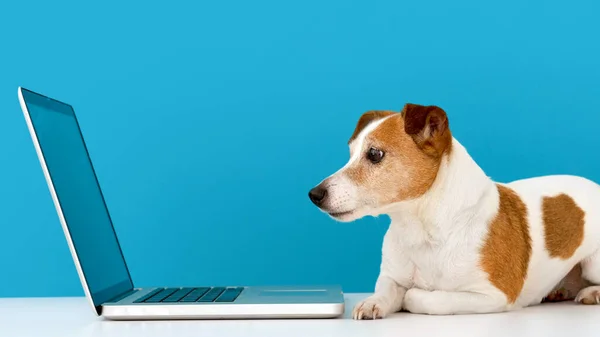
(348, 111), (395, 144)
(542, 263), (590, 302)
(542, 194), (585, 259)
(401, 103), (453, 158)
(480, 184), (531, 304)
(344, 107), (450, 202)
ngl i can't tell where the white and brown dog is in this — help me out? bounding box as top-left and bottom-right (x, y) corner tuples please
(309, 103), (600, 319)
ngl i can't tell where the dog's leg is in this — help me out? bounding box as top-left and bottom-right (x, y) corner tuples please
(576, 250), (600, 305)
(352, 230), (415, 320)
(352, 275), (407, 319)
(403, 288), (507, 315)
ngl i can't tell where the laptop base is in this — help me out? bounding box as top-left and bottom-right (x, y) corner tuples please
(101, 285), (345, 320)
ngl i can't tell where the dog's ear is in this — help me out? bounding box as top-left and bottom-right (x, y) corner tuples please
(348, 110), (395, 144)
(401, 103), (452, 157)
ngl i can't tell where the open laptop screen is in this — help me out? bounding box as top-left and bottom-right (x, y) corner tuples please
(20, 88), (133, 307)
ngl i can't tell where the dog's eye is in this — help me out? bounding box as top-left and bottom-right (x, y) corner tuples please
(367, 148), (385, 164)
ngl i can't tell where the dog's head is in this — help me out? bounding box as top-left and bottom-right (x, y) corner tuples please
(308, 103), (453, 222)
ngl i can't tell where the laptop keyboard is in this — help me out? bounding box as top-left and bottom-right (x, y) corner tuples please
(134, 287), (244, 304)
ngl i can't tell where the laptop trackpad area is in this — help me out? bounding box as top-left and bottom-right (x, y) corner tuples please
(258, 289), (328, 297)
(241, 286), (343, 304)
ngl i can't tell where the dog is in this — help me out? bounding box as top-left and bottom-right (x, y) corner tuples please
(308, 103), (600, 319)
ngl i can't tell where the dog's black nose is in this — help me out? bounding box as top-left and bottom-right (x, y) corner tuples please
(309, 186), (327, 206)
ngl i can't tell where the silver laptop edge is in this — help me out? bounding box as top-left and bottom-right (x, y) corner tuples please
(17, 86), (345, 320)
(18, 87), (100, 314)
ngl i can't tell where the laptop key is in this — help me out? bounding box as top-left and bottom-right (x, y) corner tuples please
(197, 287), (226, 302)
(145, 288), (179, 303)
(180, 287), (211, 302)
(163, 288), (195, 302)
(134, 288), (164, 303)
(215, 287), (244, 302)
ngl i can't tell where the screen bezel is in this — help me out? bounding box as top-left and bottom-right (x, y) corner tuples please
(17, 87), (134, 314)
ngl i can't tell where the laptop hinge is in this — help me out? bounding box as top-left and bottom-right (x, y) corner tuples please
(105, 288), (139, 304)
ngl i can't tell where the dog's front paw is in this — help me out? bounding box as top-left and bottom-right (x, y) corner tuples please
(352, 296), (392, 320)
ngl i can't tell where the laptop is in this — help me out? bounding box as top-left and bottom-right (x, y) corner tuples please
(17, 87), (345, 320)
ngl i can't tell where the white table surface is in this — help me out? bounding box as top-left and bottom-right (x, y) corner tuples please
(1, 293), (599, 337)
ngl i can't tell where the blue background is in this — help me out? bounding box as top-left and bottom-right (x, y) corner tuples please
(1, 0), (599, 297)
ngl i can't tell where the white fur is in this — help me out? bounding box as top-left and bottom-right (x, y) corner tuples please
(344, 125), (600, 319)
